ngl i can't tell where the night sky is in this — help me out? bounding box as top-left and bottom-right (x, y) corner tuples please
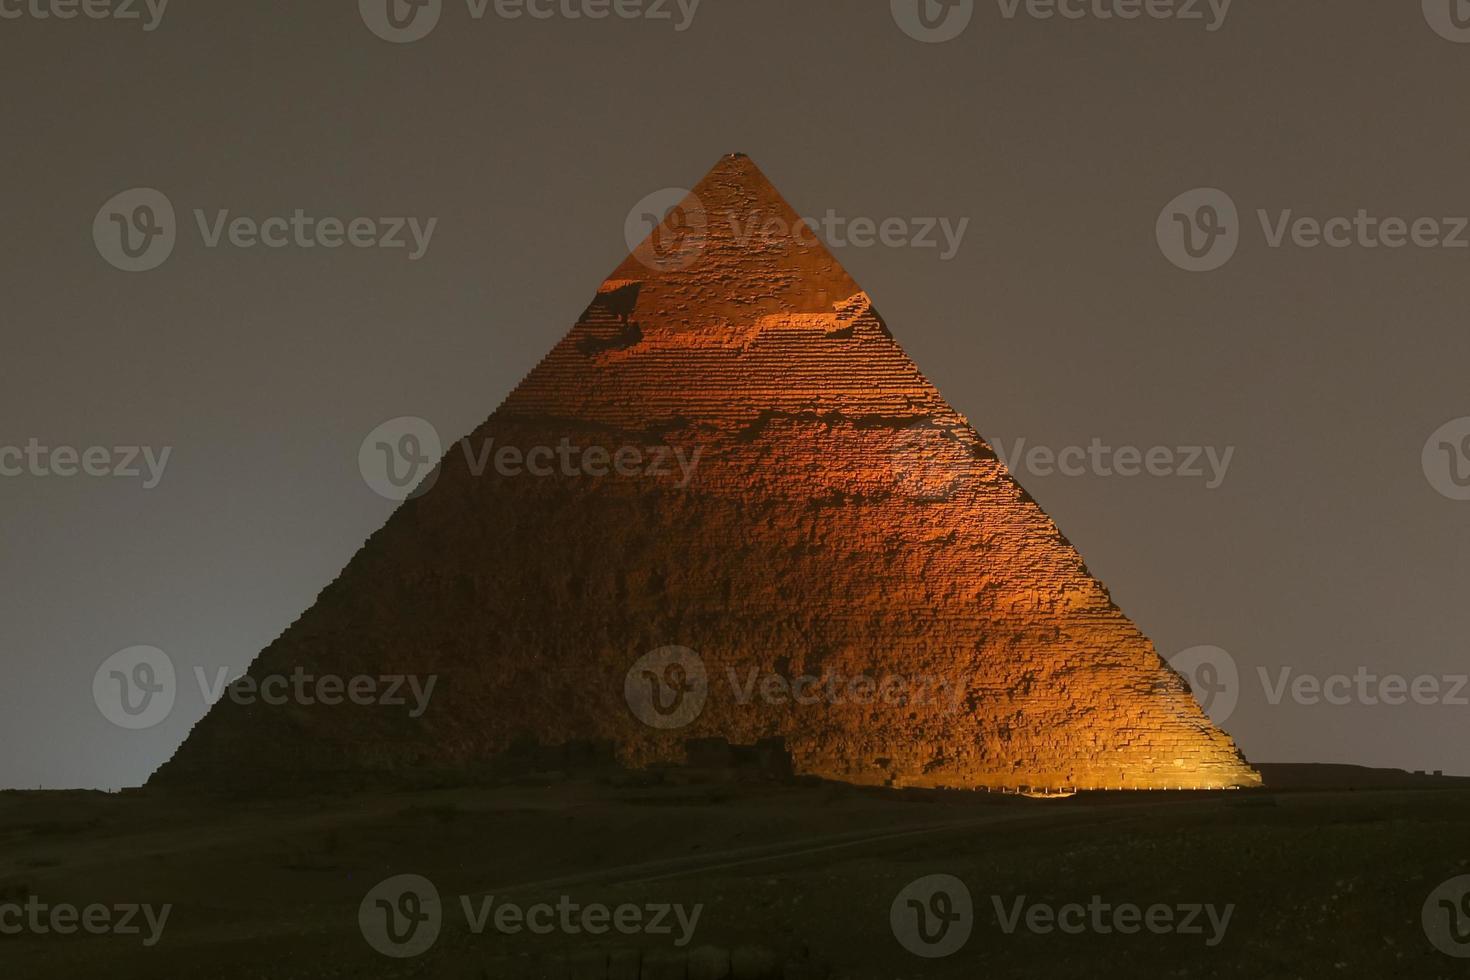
(3, 0), (1467, 789)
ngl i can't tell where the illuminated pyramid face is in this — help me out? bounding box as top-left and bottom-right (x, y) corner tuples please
(156, 154), (1258, 792)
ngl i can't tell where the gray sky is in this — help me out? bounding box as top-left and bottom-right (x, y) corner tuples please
(2, 0), (1468, 789)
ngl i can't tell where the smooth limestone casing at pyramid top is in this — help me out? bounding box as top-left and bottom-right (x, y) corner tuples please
(153, 154), (1260, 792)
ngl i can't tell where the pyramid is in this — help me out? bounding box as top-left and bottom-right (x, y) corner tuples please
(153, 154), (1259, 792)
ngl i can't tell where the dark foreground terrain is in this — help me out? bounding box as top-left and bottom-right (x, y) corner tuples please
(3, 767), (1469, 979)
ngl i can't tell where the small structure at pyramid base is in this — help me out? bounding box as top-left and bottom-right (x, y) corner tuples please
(151, 154), (1260, 794)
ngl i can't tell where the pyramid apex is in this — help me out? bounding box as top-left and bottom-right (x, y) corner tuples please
(704, 151), (761, 179)
(610, 154), (858, 326)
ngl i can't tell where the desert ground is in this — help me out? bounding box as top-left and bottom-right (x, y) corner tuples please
(3, 766), (1468, 979)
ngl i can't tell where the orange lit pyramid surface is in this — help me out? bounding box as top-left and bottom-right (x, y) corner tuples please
(155, 155), (1259, 792)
